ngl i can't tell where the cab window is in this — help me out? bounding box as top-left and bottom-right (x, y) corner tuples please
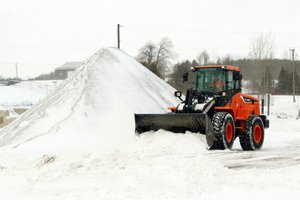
(227, 71), (234, 93)
(195, 68), (225, 93)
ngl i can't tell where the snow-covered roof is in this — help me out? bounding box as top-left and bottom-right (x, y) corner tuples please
(55, 62), (83, 71)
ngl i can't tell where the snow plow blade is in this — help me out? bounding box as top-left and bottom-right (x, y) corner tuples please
(134, 113), (215, 146)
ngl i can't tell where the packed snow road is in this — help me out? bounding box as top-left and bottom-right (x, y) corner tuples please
(1, 123), (299, 200)
(206, 96), (300, 170)
(206, 118), (300, 169)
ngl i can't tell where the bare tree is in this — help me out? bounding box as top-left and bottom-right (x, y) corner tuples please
(197, 51), (210, 65)
(137, 41), (157, 66)
(137, 38), (175, 79)
(222, 54), (234, 65)
(249, 33), (275, 95)
(249, 33), (275, 115)
(249, 33), (275, 60)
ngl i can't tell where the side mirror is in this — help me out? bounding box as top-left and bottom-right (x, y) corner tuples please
(174, 91), (182, 98)
(183, 72), (188, 82)
(174, 91), (183, 101)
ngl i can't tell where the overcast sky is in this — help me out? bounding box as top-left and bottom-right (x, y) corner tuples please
(0, 0), (299, 78)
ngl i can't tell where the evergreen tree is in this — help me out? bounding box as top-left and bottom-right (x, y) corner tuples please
(275, 67), (300, 95)
(295, 72), (300, 95)
(276, 67), (289, 94)
(167, 60), (193, 91)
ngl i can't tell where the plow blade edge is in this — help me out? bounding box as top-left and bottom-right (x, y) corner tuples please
(134, 113), (215, 147)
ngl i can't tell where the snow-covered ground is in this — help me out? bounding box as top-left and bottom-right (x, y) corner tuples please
(0, 79), (62, 128)
(0, 48), (299, 199)
(14, 80), (63, 96)
(0, 80), (62, 108)
(0, 86), (44, 109)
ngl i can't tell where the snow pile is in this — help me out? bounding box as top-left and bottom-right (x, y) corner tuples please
(0, 48), (229, 199)
(0, 48), (179, 154)
(0, 131), (229, 200)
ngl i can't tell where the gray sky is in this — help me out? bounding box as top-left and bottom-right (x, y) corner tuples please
(1, 0), (299, 78)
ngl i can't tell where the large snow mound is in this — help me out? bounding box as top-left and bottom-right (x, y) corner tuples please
(0, 48), (179, 154)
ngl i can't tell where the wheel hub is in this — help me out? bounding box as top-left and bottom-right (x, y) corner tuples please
(253, 125), (262, 144)
(225, 122), (233, 142)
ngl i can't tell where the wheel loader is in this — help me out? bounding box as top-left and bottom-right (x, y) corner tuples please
(135, 65), (269, 150)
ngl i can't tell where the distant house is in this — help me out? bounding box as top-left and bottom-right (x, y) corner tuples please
(54, 62), (83, 80)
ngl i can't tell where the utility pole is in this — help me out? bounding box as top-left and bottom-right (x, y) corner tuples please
(117, 24), (121, 49)
(290, 48), (296, 103)
(15, 62), (18, 80)
(267, 66), (270, 116)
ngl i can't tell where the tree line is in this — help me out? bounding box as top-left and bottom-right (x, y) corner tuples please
(136, 35), (300, 96)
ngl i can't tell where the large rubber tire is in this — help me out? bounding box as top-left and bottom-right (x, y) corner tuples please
(209, 112), (235, 150)
(239, 115), (264, 151)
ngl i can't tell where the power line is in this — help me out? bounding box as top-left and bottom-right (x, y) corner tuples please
(0, 45), (98, 50)
(121, 40), (300, 52)
(123, 25), (257, 36)
(0, 62), (60, 66)
(123, 25), (300, 35)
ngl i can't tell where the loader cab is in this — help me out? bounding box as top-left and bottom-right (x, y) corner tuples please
(185, 65), (242, 97)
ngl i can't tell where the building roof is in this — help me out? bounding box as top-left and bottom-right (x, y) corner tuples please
(55, 62), (83, 71)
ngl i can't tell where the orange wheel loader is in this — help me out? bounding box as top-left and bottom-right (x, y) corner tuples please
(135, 65), (269, 150)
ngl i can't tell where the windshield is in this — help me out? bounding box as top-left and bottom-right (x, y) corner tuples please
(195, 68), (225, 93)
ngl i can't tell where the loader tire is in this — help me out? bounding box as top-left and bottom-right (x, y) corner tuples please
(209, 112), (235, 150)
(239, 115), (264, 151)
